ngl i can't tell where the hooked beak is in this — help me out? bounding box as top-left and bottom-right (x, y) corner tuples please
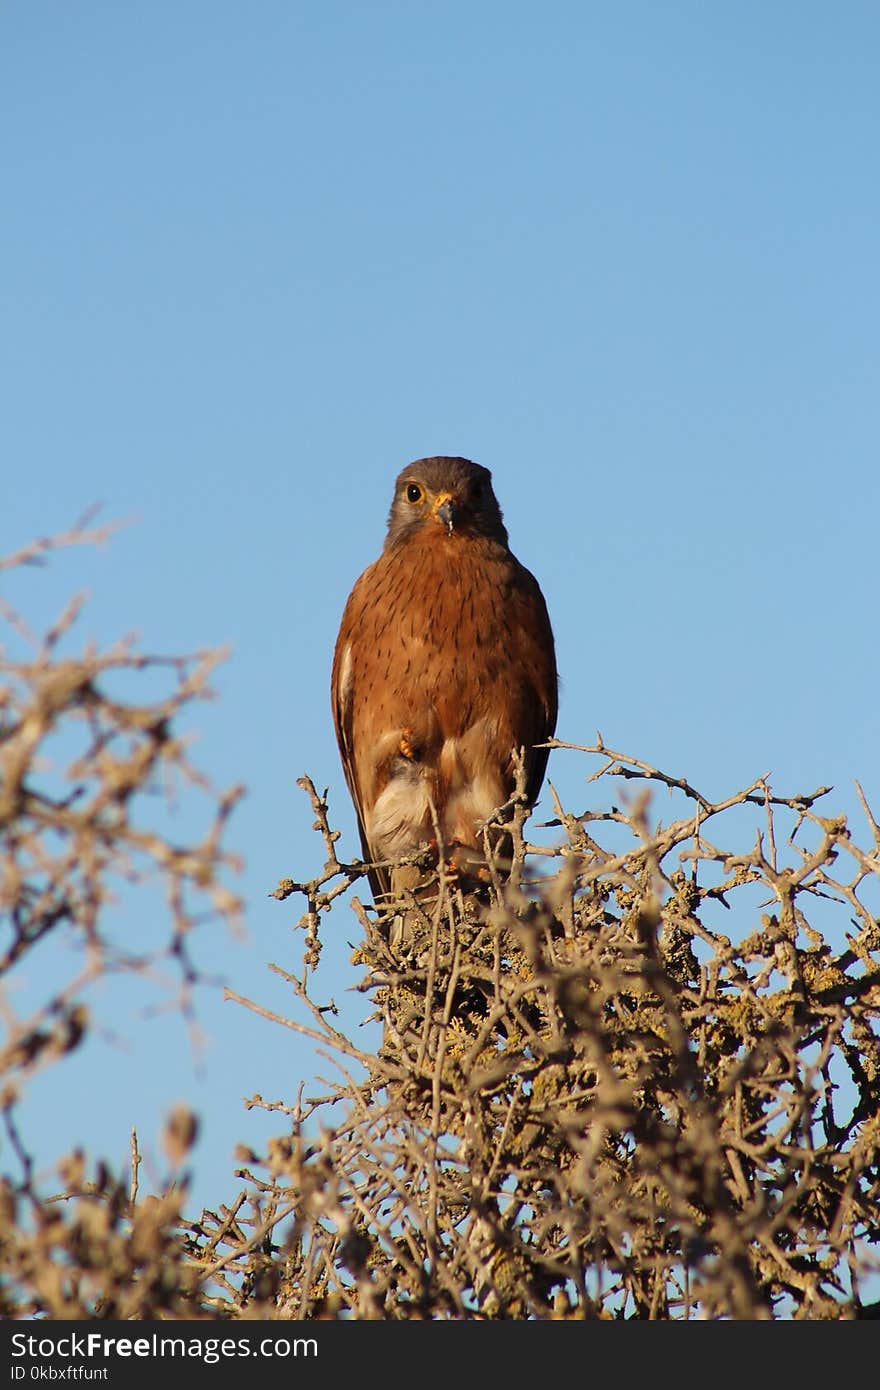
(432, 492), (459, 534)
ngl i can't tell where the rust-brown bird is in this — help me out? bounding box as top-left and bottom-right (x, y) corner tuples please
(331, 456), (557, 904)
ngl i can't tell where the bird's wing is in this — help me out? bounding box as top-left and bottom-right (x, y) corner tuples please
(331, 594), (391, 902)
(508, 558), (559, 810)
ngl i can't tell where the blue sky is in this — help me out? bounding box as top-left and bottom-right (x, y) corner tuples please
(2, 3), (878, 1215)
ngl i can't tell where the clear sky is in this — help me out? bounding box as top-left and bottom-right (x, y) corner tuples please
(2, 3), (878, 1216)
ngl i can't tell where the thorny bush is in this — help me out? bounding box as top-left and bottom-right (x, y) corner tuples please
(1, 526), (879, 1319)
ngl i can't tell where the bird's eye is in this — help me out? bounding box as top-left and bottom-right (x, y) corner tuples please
(405, 483), (424, 504)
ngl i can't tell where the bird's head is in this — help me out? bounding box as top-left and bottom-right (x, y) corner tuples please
(385, 457), (509, 549)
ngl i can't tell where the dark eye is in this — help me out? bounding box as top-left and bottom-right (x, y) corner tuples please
(405, 482), (424, 503)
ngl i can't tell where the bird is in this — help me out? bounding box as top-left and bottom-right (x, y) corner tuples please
(331, 456), (557, 909)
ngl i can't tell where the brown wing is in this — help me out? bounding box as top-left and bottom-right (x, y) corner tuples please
(331, 565), (392, 901)
(505, 557), (558, 811)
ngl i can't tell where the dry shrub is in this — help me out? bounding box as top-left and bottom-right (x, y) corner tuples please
(0, 521), (241, 1318)
(224, 760), (880, 1320)
(2, 526), (879, 1319)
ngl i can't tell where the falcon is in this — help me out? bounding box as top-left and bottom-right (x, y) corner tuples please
(331, 456), (557, 902)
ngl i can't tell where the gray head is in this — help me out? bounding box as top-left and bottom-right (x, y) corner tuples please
(384, 456), (509, 550)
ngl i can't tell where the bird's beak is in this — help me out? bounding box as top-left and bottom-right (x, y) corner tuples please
(432, 492), (459, 533)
